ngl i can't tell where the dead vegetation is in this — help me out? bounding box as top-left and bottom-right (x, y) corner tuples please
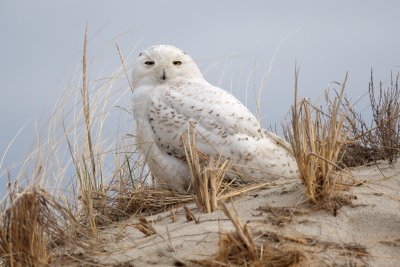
(284, 70), (350, 209)
(181, 124), (279, 213)
(260, 231), (368, 259)
(184, 206), (200, 223)
(381, 238), (400, 248)
(257, 205), (306, 227)
(0, 183), (195, 266)
(193, 202), (305, 267)
(134, 217), (157, 236)
(0, 188), (52, 266)
(0, 186), (97, 267)
(340, 70), (400, 167)
(91, 185), (194, 225)
(1, 28), (142, 265)
(284, 69), (400, 213)
(368, 71), (400, 163)
(181, 125), (231, 213)
(191, 199), (369, 267)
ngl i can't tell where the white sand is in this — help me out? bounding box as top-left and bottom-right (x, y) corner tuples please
(74, 161), (400, 266)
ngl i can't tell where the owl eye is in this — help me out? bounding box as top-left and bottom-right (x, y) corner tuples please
(144, 60), (155, 65)
(173, 60), (182, 65)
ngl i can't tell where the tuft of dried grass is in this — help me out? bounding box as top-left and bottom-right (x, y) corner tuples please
(181, 125), (231, 213)
(96, 187), (194, 224)
(284, 70), (350, 206)
(194, 202), (305, 267)
(221, 203), (257, 258)
(0, 189), (52, 266)
(337, 93), (382, 167)
(0, 187), (97, 267)
(180, 124), (288, 214)
(339, 142), (379, 168)
(368, 71), (400, 164)
(339, 71), (400, 167)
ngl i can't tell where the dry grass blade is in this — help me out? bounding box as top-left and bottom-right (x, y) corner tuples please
(285, 69), (350, 206)
(181, 125), (230, 213)
(134, 217), (156, 236)
(81, 27), (98, 190)
(76, 27), (101, 236)
(184, 206), (200, 224)
(221, 202), (256, 257)
(219, 180), (282, 200)
(116, 42), (134, 93)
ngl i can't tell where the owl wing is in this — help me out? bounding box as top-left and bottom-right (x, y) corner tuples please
(147, 80), (278, 157)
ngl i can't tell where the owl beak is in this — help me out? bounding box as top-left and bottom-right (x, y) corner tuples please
(161, 69), (167, 81)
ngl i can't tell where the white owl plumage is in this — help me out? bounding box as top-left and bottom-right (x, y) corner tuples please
(132, 45), (298, 192)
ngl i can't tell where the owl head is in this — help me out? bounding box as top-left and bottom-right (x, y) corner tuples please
(131, 45), (203, 89)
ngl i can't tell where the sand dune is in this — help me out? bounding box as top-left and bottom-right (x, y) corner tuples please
(59, 161), (400, 266)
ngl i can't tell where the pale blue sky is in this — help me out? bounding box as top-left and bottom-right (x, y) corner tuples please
(1, 0), (399, 177)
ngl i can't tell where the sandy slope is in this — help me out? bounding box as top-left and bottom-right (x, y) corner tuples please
(72, 161), (400, 266)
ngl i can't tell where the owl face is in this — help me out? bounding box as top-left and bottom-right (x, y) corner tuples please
(131, 45), (203, 88)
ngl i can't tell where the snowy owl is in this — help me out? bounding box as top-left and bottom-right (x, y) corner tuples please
(131, 45), (298, 192)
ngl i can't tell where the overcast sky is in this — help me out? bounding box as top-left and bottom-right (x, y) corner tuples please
(1, 0), (399, 176)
